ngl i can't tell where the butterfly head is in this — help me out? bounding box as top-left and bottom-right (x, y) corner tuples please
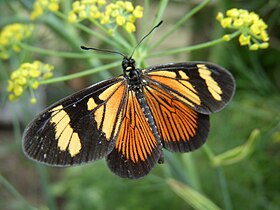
(122, 56), (136, 73)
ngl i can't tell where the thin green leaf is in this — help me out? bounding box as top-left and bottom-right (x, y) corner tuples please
(167, 179), (222, 210)
(212, 129), (260, 167)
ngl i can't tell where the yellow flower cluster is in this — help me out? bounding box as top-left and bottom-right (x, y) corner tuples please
(217, 8), (269, 50)
(0, 23), (34, 59)
(68, 0), (143, 34)
(7, 61), (54, 104)
(30, 0), (60, 20)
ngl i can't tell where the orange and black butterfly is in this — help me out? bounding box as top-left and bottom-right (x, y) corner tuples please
(22, 22), (235, 179)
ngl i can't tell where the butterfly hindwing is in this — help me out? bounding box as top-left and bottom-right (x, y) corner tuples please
(144, 83), (209, 152)
(143, 62), (235, 114)
(106, 90), (162, 179)
(23, 77), (127, 166)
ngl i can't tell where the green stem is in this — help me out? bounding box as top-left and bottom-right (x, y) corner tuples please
(182, 154), (201, 191)
(90, 18), (110, 34)
(77, 23), (109, 44)
(19, 43), (115, 59)
(39, 61), (120, 85)
(203, 145), (232, 210)
(127, 30), (138, 48)
(54, 11), (132, 51)
(203, 143), (215, 163)
(141, 0), (168, 51)
(150, 31), (240, 58)
(90, 19), (133, 51)
(141, 0), (150, 36)
(149, 0), (211, 51)
(36, 165), (57, 210)
(113, 30), (133, 52)
(90, 19), (133, 52)
(154, 0), (169, 24)
(216, 168), (233, 210)
(0, 174), (36, 210)
(42, 14), (83, 49)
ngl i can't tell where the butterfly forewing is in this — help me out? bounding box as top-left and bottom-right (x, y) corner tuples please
(143, 62), (235, 114)
(23, 77), (127, 166)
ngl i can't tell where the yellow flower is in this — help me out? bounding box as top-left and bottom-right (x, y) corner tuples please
(48, 2), (59, 11)
(216, 12), (223, 21)
(29, 68), (41, 78)
(30, 97), (37, 104)
(259, 42), (269, 49)
(31, 81), (40, 89)
(249, 44), (259, 51)
(100, 14), (110, 24)
(217, 8), (269, 50)
(222, 34), (231, 41)
(226, 8), (239, 17)
(7, 61), (54, 103)
(133, 5), (143, 18)
(0, 23), (34, 60)
(125, 22), (135, 33)
(124, 1), (134, 12)
(97, 0), (106, 7)
(233, 19), (244, 27)
(260, 31), (269, 42)
(14, 85), (23, 96)
(221, 17), (232, 28)
(116, 15), (126, 26)
(67, 0), (143, 34)
(68, 11), (78, 23)
(90, 5), (101, 19)
(250, 23), (261, 35)
(239, 34), (251, 46)
(30, 0), (61, 20)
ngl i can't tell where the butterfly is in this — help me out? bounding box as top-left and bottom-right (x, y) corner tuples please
(22, 22), (235, 179)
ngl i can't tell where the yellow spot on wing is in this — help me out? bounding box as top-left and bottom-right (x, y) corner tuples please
(87, 98), (97, 111)
(51, 105), (63, 112)
(58, 125), (72, 150)
(148, 71), (177, 78)
(50, 105), (81, 157)
(197, 64), (222, 101)
(68, 133), (81, 156)
(178, 70), (189, 79)
(95, 105), (104, 129)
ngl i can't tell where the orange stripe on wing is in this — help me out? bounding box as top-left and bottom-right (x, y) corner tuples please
(147, 74), (201, 106)
(87, 81), (125, 140)
(144, 84), (198, 143)
(115, 91), (157, 163)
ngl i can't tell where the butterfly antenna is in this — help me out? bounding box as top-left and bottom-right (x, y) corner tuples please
(129, 20), (163, 58)
(81, 20), (163, 58)
(80, 46), (126, 57)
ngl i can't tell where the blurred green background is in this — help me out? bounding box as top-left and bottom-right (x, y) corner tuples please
(0, 0), (280, 210)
